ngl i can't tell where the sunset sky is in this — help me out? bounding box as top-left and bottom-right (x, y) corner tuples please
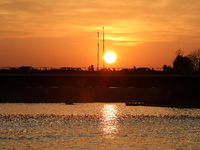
(0, 0), (200, 69)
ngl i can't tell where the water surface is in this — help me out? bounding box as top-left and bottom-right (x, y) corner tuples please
(0, 103), (200, 149)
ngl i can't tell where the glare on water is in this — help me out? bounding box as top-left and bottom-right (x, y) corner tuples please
(100, 104), (118, 138)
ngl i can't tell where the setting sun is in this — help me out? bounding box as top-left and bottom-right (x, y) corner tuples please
(104, 52), (116, 63)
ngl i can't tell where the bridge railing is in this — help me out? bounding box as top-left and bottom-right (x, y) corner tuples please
(0, 66), (163, 72)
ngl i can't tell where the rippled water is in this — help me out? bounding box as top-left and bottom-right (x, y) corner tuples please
(0, 103), (200, 149)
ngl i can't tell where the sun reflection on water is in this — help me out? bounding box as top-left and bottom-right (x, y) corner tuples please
(100, 104), (119, 138)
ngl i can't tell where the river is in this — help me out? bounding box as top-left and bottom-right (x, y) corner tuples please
(0, 103), (200, 149)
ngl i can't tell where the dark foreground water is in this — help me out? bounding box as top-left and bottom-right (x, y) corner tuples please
(0, 103), (200, 149)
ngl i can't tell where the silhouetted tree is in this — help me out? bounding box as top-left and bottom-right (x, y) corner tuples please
(173, 55), (193, 72)
(187, 49), (200, 71)
(175, 49), (184, 57)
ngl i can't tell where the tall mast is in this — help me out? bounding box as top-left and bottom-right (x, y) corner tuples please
(97, 32), (99, 71)
(102, 27), (105, 69)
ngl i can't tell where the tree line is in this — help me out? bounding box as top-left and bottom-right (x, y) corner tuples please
(163, 49), (200, 73)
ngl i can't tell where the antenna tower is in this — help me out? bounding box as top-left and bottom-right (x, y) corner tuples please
(97, 32), (99, 71)
(102, 27), (105, 69)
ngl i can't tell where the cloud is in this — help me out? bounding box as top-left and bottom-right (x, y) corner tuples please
(0, 0), (200, 45)
(0, 30), (32, 37)
(114, 41), (142, 46)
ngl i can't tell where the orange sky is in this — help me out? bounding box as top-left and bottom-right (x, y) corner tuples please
(0, 0), (200, 69)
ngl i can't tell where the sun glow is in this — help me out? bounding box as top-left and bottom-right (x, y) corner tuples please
(104, 51), (116, 63)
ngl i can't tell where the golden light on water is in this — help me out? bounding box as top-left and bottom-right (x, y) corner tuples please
(100, 104), (118, 138)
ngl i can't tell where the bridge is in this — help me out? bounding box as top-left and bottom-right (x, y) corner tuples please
(1, 68), (200, 105)
(0, 73), (200, 88)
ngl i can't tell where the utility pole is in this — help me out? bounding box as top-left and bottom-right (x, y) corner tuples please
(97, 32), (99, 71)
(102, 27), (105, 69)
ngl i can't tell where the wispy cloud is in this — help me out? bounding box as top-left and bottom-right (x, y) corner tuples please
(1, 0), (200, 45)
